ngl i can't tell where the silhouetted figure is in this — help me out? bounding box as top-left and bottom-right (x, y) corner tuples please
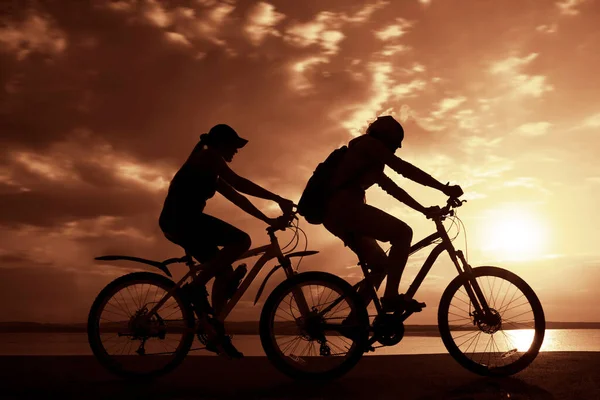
(159, 124), (294, 357)
(321, 116), (463, 311)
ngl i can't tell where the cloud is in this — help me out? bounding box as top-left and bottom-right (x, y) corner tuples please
(103, 1), (134, 12)
(582, 113), (600, 128)
(431, 96), (467, 118)
(54, 216), (153, 242)
(10, 151), (79, 183)
(490, 53), (538, 74)
(0, 133), (175, 227)
(284, 12), (345, 55)
(512, 74), (553, 97)
(392, 79), (427, 98)
(142, 0), (171, 27)
(379, 44), (410, 56)
(289, 56), (329, 92)
(0, 11), (67, 60)
(502, 177), (552, 196)
(100, 0), (235, 49)
(374, 18), (413, 41)
(489, 53), (553, 98)
(556, 0), (587, 16)
(7, 132), (173, 193)
(164, 31), (192, 47)
(516, 121), (553, 136)
(461, 155), (514, 185)
(342, 1), (390, 23)
(536, 24), (558, 34)
(461, 136), (503, 154)
(453, 109), (480, 131)
(340, 62), (394, 136)
(244, 2), (285, 46)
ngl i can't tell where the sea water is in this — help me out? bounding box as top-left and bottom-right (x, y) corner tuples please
(0, 329), (598, 356)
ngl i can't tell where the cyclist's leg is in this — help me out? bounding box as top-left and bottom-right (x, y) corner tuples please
(347, 236), (388, 308)
(162, 215), (248, 358)
(191, 214), (251, 314)
(325, 202), (412, 303)
(161, 214), (250, 310)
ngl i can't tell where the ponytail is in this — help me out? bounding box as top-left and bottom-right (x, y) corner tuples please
(196, 132), (216, 151)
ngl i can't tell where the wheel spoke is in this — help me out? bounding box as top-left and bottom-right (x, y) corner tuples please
(501, 301), (531, 316)
(449, 302), (471, 315)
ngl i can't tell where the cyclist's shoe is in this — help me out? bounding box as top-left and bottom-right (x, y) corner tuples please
(224, 264), (247, 300)
(220, 335), (244, 359)
(204, 335), (244, 359)
(381, 294), (426, 313)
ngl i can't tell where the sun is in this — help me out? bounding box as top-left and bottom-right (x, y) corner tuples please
(481, 206), (548, 261)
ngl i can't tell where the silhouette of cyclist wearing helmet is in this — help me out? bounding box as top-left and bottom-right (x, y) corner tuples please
(323, 116), (463, 312)
(159, 124), (294, 357)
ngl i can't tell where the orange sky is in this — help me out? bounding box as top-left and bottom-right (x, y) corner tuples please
(0, 0), (599, 324)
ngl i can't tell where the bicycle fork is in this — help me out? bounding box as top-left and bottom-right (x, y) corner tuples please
(451, 249), (493, 322)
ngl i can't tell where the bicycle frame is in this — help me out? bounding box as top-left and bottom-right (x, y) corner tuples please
(321, 214), (491, 320)
(140, 228), (318, 322)
(405, 217), (491, 317)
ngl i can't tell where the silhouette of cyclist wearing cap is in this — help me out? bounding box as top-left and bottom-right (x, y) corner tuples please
(159, 124), (294, 357)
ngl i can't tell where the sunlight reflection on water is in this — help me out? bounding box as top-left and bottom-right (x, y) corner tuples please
(0, 329), (598, 356)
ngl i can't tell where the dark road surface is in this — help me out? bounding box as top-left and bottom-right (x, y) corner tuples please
(1, 353), (598, 399)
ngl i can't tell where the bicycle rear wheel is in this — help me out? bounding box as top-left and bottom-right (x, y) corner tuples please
(438, 266), (545, 376)
(87, 272), (195, 379)
(260, 271), (369, 381)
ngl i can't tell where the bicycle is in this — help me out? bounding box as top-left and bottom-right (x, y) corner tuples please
(87, 212), (319, 378)
(258, 197), (546, 380)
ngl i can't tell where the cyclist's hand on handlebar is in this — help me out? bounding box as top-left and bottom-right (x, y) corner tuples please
(447, 197), (464, 208)
(269, 215), (292, 231)
(276, 197), (295, 214)
(423, 206), (442, 220)
(442, 183), (463, 199)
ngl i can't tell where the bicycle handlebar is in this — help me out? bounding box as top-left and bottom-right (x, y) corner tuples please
(266, 207), (299, 234)
(427, 197), (467, 220)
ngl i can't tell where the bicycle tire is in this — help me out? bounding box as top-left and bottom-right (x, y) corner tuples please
(259, 271), (369, 381)
(438, 266), (545, 376)
(87, 272), (195, 379)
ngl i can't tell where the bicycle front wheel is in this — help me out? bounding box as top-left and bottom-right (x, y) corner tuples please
(438, 266), (545, 376)
(260, 272), (369, 381)
(87, 272), (195, 379)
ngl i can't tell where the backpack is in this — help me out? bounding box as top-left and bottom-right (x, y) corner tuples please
(297, 146), (348, 225)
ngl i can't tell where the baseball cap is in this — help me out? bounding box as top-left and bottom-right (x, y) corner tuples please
(206, 124), (248, 148)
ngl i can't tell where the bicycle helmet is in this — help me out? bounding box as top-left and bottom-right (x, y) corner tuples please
(366, 116), (404, 149)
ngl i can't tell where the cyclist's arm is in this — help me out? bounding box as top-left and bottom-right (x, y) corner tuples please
(376, 173), (427, 213)
(364, 137), (447, 192)
(213, 155), (285, 203)
(216, 179), (274, 224)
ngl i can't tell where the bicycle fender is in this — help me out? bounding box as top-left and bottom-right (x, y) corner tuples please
(253, 251), (319, 305)
(285, 250), (319, 258)
(94, 255), (173, 278)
